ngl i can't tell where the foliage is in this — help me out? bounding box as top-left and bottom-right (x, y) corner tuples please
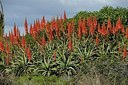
(0, 6), (128, 85)
(74, 6), (128, 26)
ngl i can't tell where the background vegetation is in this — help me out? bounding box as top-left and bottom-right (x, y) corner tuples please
(0, 6), (128, 85)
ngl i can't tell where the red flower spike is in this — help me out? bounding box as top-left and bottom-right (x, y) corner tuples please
(41, 17), (45, 29)
(93, 16), (97, 29)
(116, 17), (122, 30)
(112, 24), (116, 34)
(101, 22), (107, 36)
(36, 19), (41, 31)
(10, 31), (14, 45)
(95, 35), (99, 46)
(13, 23), (17, 36)
(0, 41), (4, 52)
(30, 24), (33, 35)
(90, 25), (94, 36)
(5, 57), (10, 65)
(17, 27), (20, 40)
(78, 27), (82, 39)
(33, 21), (37, 33)
(87, 16), (93, 27)
(121, 25), (125, 34)
(46, 23), (50, 33)
(82, 18), (87, 35)
(68, 38), (73, 51)
(107, 17), (112, 28)
(67, 23), (72, 38)
(55, 22), (59, 32)
(107, 17), (112, 32)
(24, 18), (28, 35)
(63, 10), (67, 21)
(41, 37), (46, 46)
(60, 24), (64, 32)
(53, 50), (56, 61)
(5, 43), (10, 54)
(32, 31), (36, 40)
(78, 18), (82, 28)
(21, 36), (26, 49)
(49, 30), (54, 41)
(13, 35), (18, 45)
(98, 23), (102, 33)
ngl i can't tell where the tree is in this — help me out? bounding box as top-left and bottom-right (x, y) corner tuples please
(0, 0), (4, 37)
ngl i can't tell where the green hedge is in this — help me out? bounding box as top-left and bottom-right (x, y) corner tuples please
(73, 6), (128, 27)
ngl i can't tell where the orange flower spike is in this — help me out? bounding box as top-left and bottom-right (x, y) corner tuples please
(46, 23), (50, 33)
(121, 25), (124, 34)
(78, 27), (82, 39)
(95, 35), (99, 46)
(14, 36), (18, 45)
(41, 16), (45, 29)
(67, 23), (72, 38)
(123, 45), (127, 59)
(55, 22), (59, 32)
(125, 28), (128, 39)
(41, 37), (46, 46)
(32, 31), (36, 40)
(5, 43), (10, 54)
(51, 18), (55, 29)
(26, 47), (32, 62)
(49, 30), (54, 41)
(107, 17), (111, 29)
(101, 22), (107, 36)
(82, 18), (87, 35)
(78, 18), (82, 28)
(98, 23), (101, 33)
(17, 27), (20, 40)
(107, 17), (112, 33)
(5, 57), (10, 66)
(21, 36), (26, 49)
(93, 16), (97, 29)
(60, 24), (64, 32)
(87, 16), (93, 27)
(29, 24), (33, 35)
(77, 18), (82, 38)
(41, 16), (46, 29)
(63, 10), (67, 21)
(33, 21), (37, 33)
(13, 23), (17, 36)
(112, 24), (116, 34)
(24, 18), (28, 35)
(10, 31), (14, 45)
(53, 50), (56, 61)
(116, 17), (121, 30)
(0, 41), (4, 52)
(36, 19), (41, 31)
(90, 25), (94, 35)
(68, 38), (73, 51)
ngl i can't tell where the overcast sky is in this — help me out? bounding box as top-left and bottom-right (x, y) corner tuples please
(2, 0), (128, 34)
